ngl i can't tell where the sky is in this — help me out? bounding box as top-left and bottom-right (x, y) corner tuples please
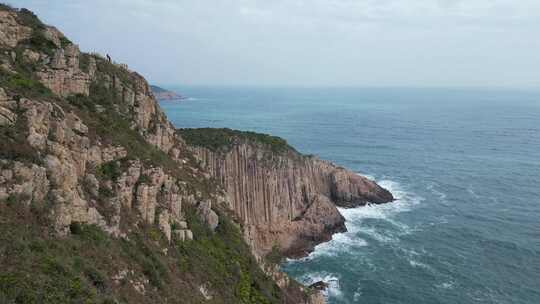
(8, 0), (540, 88)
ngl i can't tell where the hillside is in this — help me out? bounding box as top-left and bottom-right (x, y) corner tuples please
(0, 5), (392, 304)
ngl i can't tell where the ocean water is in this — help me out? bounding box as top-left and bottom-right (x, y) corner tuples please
(160, 86), (540, 304)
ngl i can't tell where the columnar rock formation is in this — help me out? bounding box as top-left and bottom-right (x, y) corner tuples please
(186, 134), (394, 257)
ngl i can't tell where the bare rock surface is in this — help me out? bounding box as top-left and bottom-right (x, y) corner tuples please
(188, 139), (393, 258)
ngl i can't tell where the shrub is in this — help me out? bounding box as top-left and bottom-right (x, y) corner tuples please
(60, 36), (72, 48)
(265, 245), (284, 266)
(0, 110), (40, 164)
(69, 222), (83, 235)
(0, 70), (52, 98)
(84, 267), (107, 292)
(79, 53), (91, 73)
(96, 161), (121, 181)
(15, 8), (45, 30)
(178, 128), (296, 154)
(26, 30), (57, 56)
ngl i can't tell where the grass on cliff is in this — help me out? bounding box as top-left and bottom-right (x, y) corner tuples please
(12, 7), (60, 56)
(178, 128), (296, 154)
(179, 206), (283, 304)
(0, 196), (285, 304)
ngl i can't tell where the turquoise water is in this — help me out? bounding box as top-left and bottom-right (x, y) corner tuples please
(160, 87), (540, 304)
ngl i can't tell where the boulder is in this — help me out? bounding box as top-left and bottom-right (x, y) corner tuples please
(196, 201), (219, 231)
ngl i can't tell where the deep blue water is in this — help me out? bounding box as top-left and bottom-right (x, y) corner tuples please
(160, 87), (540, 304)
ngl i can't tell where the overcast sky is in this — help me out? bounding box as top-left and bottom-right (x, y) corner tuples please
(9, 0), (540, 88)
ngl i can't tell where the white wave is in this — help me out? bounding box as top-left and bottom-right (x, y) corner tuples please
(306, 230), (368, 259)
(338, 179), (423, 232)
(427, 182), (448, 203)
(467, 185), (480, 199)
(290, 179), (422, 260)
(403, 248), (434, 271)
(299, 272), (343, 299)
(409, 259), (432, 270)
(353, 290), (362, 302)
(360, 227), (398, 243)
(357, 172), (376, 181)
(436, 281), (455, 290)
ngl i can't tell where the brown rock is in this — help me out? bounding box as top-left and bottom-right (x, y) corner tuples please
(196, 201), (219, 231)
(0, 10), (32, 47)
(188, 142), (393, 257)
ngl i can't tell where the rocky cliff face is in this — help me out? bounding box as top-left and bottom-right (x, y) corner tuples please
(0, 6), (392, 304)
(0, 8), (193, 242)
(181, 128), (394, 258)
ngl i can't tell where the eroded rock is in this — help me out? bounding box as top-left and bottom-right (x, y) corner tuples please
(196, 201), (219, 231)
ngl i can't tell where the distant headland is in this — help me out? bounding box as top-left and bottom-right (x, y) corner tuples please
(150, 85), (185, 101)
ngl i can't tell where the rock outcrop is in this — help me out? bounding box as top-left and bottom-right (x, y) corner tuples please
(0, 9), (31, 48)
(182, 129), (394, 257)
(0, 7), (193, 242)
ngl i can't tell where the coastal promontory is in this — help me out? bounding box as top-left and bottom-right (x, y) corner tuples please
(0, 5), (392, 303)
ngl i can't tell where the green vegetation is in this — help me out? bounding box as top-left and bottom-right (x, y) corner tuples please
(79, 53), (91, 73)
(0, 4), (13, 10)
(66, 82), (202, 186)
(265, 245), (284, 266)
(0, 196), (285, 304)
(0, 69), (52, 98)
(14, 8), (45, 30)
(14, 8), (58, 56)
(96, 161), (122, 181)
(178, 128), (296, 154)
(0, 104), (40, 164)
(25, 30), (57, 56)
(0, 204), (116, 304)
(59, 36), (72, 48)
(178, 206), (282, 304)
(94, 56), (133, 85)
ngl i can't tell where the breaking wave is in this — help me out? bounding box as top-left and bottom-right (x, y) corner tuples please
(298, 178), (423, 260)
(299, 272), (343, 299)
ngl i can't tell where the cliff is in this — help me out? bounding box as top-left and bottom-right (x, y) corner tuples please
(180, 128), (393, 257)
(150, 85), (184, 101)
(0, 5), (390, 304)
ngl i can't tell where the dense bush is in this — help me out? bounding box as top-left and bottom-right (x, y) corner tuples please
(0, 68), (53, 99)
(96, 161), (122, 181)
(178, 206), (282, 303)
(178, 127), (296, 154)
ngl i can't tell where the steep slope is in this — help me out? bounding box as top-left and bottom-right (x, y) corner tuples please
(0, 6), (324, 304)
(180, 128), (393, 257)
(0, 5), (391, 304)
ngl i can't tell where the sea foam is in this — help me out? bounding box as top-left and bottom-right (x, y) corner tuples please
(299, 178), (422, 260)
(299, 272), (343, 299)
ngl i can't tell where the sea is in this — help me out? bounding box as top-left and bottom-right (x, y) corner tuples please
(159, 86), (540, 304)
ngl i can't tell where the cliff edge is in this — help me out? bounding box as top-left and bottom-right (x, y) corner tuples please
(0, 5), (391, 304)
(180, 128), (393, 258)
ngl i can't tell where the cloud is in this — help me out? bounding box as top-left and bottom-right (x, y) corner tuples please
(8, 0), (540, 87)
